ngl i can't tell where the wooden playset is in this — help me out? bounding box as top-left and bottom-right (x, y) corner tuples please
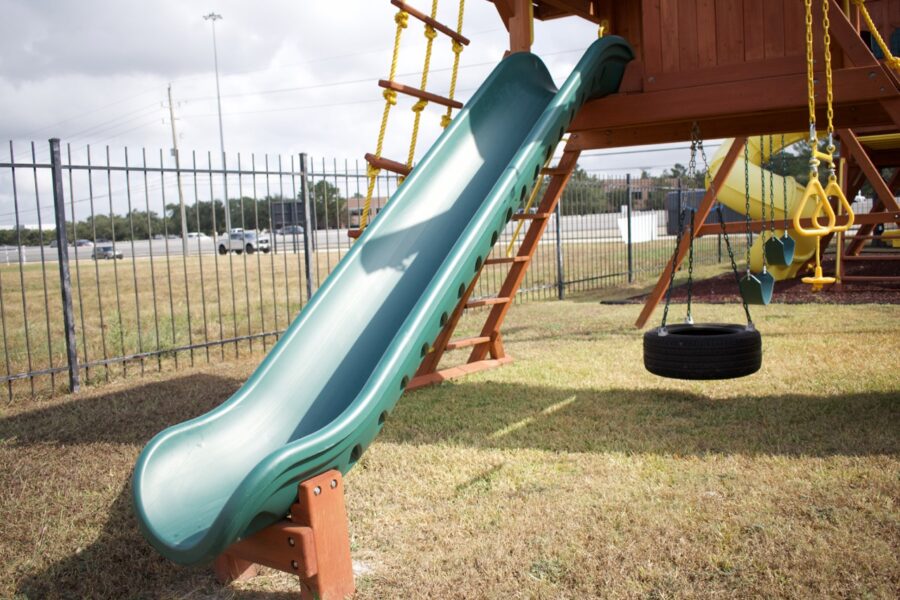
(135, 2), (900, 598)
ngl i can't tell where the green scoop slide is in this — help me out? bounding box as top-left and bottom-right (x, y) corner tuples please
(133, 37), (633, 566)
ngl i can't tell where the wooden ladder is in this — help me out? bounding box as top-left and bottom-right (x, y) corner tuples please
(408, 146), (581, 389)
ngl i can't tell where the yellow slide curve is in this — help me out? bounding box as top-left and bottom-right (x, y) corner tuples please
(708, 135), (818, 280)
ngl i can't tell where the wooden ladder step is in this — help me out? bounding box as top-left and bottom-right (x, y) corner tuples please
(445, 336), (490, 351)
(364, 153), (411, 176)
(390, 0), (471, 46)
(541, 166), (571, 177)
(466, 296), (510, 308)
(484, 256), (530, 265)
(512, 212), (552, 221)
(378, 80), (463, 110)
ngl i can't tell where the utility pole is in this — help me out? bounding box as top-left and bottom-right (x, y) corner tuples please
(167, 84), (189, 255)
(203, 11), (230, 233)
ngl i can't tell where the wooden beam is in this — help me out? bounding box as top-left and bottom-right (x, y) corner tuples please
(390, 0), (471, 45)
(536, 0), (608, 25)
(572, 66), (897, 135)
(491, 0), (514, 31)
(694, 211), (900, 237)
(569, 102), (892, 150)
(840, 128), (900, 211)
(826, 0), (881, 67)
(634, 138), (747, 329)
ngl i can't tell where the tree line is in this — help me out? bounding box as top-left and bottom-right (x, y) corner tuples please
(0, 180), (351, 246)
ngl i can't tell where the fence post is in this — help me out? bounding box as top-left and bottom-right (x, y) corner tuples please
(554, 201), (564, 299)
(299, 153), (314, 300)
(626, 173), (633, 283)
(49, 138), (79, 393)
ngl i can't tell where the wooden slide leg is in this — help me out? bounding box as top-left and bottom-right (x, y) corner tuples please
(212, 470), (355, 600)
(295, 471), (355, 600)
(214, 553), (258, 583)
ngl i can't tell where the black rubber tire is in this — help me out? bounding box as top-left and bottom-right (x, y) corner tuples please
(643, 323), (761, 380)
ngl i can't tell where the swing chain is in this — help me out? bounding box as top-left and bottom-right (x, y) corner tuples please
(660, 203), (687, 333)
(769, 135), (776, 235)
(744, 139), (753, 274)
(716, 205), (754, 327)
(781, 133), (789, 221)
(685, 209), (696, 325)
(759, 135), (768, 270)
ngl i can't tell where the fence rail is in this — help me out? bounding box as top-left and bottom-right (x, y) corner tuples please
(0, 139), (739, 399)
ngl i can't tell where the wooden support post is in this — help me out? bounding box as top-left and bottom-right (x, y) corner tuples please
(508, 0), (533, 54)
(214, 470), (354, 600)
(634, 137), (747, 329)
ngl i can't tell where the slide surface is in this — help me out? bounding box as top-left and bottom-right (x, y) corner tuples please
(709, 135), (817, 280)
(133, 37), (633, 566)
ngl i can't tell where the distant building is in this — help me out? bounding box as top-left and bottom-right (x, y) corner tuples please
(347, 196), (389, 228)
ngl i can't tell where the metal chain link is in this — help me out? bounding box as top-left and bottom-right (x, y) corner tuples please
(769, 135), (776, 234)
(744, 139), (752, 273)
(685, 209), (695, 324)
(716, 205), (753, 326)
(759, 135), (768, 268)
(781, 133), (789, 221)
(660, 203), (687, 331)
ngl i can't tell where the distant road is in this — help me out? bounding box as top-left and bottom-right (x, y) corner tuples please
(0, 212), (672, 265)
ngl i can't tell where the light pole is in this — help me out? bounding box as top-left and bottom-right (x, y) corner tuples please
(203, 11), (231, 233)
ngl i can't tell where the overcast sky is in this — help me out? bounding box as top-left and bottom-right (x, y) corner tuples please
(0, 0), (707, 176)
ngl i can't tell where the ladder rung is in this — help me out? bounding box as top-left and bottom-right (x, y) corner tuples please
(378, 80), (463, 110)
(512, 212), (551, 221)
(364, 153), (411, 176)
(445, 336), (490, 351)
(466, 296), (510, 308)
(390, 0), (471, 46)
(484, 256), (530, 265)
(541, 166), (570, 176)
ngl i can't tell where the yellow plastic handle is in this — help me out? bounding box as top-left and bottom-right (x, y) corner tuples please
(824, 176), (855, 232)
(793, 178), (837, 237)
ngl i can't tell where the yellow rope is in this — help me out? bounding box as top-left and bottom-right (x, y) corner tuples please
(442, 0), (466, 128)
(360, 9), (408, 229)
(851, 0), (900, 72)
(506, 156), (553, 257)
(405, 0), (440, 173)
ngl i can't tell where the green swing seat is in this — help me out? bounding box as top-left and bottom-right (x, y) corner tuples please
(764, 233), (795, 266)
(739, 270), (774, 305)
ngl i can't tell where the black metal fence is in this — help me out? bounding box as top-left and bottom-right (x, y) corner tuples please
(0, 139), (738, 399)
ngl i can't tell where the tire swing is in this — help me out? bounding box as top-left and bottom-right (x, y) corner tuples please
(643, 129), (762, 380)
(763, 134), (796, 266)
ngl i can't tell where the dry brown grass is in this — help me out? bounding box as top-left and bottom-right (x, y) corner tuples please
(0, 232), (737, 400)
(1, 298), (896, 599)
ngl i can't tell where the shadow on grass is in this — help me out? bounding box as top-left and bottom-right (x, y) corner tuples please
(387, 381), (899, 457)
(0, 373), (242, 445)
(8, 374), (898, 598)
(10, 373), (301, 599)
(16, 481), (302, 600)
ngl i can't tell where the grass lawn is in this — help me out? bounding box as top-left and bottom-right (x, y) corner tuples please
(0, 297), (897, 598)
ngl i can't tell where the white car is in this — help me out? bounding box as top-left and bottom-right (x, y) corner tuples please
(218, 229), (270, 254)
